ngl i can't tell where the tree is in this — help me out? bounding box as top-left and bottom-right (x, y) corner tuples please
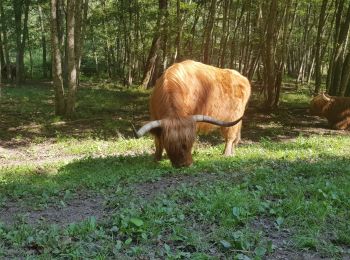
(314, 0), (330, 94)
(38, 4), (47, 78)
(50, 0), (86, 117)
(328, 0), (350, 96)
(65, 0), (78, 116)
(141, 0), (168, 89)
(13, 0), (30, 85)
(51, 0), (65, 115)
(202, 0), (216, 64)
(1, 1), (11, 81)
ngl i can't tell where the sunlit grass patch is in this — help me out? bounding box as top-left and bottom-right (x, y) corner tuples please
(54, 137), (154, 156)
(280, 88), (311, 108)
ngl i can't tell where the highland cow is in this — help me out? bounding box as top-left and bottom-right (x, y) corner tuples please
(136, 60), (251, 167)
(310, 93), (350, 130)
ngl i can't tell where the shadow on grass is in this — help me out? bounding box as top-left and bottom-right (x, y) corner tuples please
(0, 83), (150, 147)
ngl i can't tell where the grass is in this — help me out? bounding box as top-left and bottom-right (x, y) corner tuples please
(0, 82), (349, 259)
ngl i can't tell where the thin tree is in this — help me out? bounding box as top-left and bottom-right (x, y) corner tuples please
(314, 0), (329, 94)
(65, 0), (78, 116)
(13, 0), (31, 85)
(203, 0), (216, 64)
(38, 4), (47, 78)
(51, 0), (65, 115)
(141, 0), (167, 89)
(328, 0), (350, 96)
(0, 1), (10, 81)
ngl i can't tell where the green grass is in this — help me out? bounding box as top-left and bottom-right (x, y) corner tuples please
(0, 83), (349, 259)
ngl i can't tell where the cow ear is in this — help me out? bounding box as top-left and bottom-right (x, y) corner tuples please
(321, 92), (330, 101)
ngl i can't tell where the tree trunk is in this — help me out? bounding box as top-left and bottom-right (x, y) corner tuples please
(161, 0), (169, 72)
(273, 1), (295, 108)
(262, 0), (278, 109)
(65, 0), (77, 117)
(0, 1), (10, 80)
(0, 34), (2, 93)
(75, 0), (88, 86)
(0, 28), (4, 68)
(203, 0), (216, 64)
(328, 0), (350, 95)
(185, 3), (201, 57)
(38, 5), (47, 78)
(345, 77), (350, 96)
(173, 0), (184, 62)
(314, 0), (328, 94)
(51, 0), (65, 115)
(141, 0), (167, 88)
(28, 37), (33, 78)
(219, 0), (231, 67)
(339, 52), (350, 96)
(13, 0), (31, 86)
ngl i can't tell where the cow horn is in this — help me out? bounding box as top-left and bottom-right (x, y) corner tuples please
(192, 115), (243, 127)
(322, 92), (331, 101)
(135, 120), (162, 138)
(136, 114), (244, 138)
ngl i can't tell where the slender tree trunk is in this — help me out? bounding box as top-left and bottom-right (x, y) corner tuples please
(0, 2), (10, 80)
(65, 0), (77, 117)
(51, 0), (65, 115)
(0, 24), (4, 95)
(339, 52), (350, 96)
(345, 77), (350, 96)
(0, 34), (2, 93)
(273, 1), (295, 108)
(38, 5), (47, 78)
(328, 0), (350, 95)
(174, 0), (184, 62)
(75, 0), (88, 86)
(91, 34), (99, 75)
(0, 29), (4, 68)
(219, 0), (230, 67)
(141, 0), (167, 88)
(314, 0), (328, 94)
(161, 0), (169, 72)
(28, 37), (33, 78)
(203, 0), (216, 64)
(13, 0), (31, 86)
(0, 0), (4, 75)
(185, 3), (201, 57)
(262, 0), (278, 109)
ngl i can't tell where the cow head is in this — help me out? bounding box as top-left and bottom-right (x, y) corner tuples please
(161, 117), (196, 167)
(136, 115), (243, 167)
(310, 93), (331, 116)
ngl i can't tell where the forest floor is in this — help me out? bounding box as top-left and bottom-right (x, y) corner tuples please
(0, 82), (349, 259)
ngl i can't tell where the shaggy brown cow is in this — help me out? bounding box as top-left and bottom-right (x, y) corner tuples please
(136, 60), (251, 167)
(310, 93), (350, 130)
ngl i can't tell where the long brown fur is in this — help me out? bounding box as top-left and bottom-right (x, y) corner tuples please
(310, 94), (350, 130)
(149, 60), (251, 167)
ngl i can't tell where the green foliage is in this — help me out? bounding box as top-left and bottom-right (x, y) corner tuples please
(2, 0), (342, 90)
